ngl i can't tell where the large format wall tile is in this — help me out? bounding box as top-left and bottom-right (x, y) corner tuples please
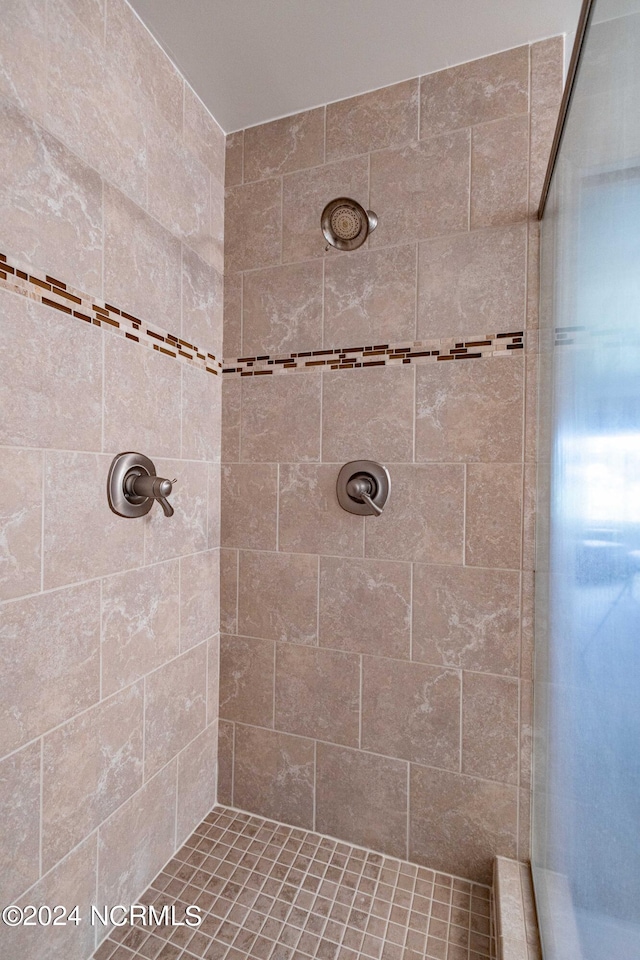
(233, 726), (315, 829)
(369, 131), (470, 248)
(409, 765), (518, 883)
(0, 295), (102, 452)
(101, 560), (180, 697)
(278, 464), (364, 557)
(241, 372), (322, 462)
(219, 634), (275, 727)
(462, 672), (519, 784)
(0, 447), (42, 602)
(465, 462), (523, 569)
(417, 224), (527, 339)
(144, 643), (207, 779)
(0, 99), (103, 295)
(242, 260), (324, 356)
(225, 178), (282, 273)
(316, 744), (408, 858)
(0, 582), (100, 756)
(179, 550), (220, 650)
(530, 37), (564, 211)
(415, 354), (523, 463)
(42, 682), (144, 871)
(420, 46), (529, 138)
(361, 658), (461, 770)
(0, 0), (48, 122)
(181, 363), (221, 462)
(471, 115), (529, 229)
(221, 463), (278, 550)
(319, 556), (411, 659)
(181, 245), (224, 358)
(322, 366), (415, 464)
(323, 244), (417, 346)
(326, 79), (419, 161)
(237, 550), (318, 645)
(97, 759), (177, 914)
(144, 458), (209, 564)
(43, 452), (145, 588)
(275, 644), (360, 747)
(0, 742), (41, 904)
(176, 722), (218, 843)
(412, 564), (520, 676)
(183, 83), (226, 179)
(244, 108), (325, 181)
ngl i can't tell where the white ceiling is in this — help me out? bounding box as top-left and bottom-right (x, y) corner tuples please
(128, 0), (582, 132)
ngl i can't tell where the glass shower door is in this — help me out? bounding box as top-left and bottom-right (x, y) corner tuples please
(533, 2), (640, 958)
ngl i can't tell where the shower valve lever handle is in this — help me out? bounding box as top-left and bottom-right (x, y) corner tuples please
(124, 472), (175, 517)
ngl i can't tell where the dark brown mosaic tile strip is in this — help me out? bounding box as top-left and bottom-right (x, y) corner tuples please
(92, 806), (494, 960)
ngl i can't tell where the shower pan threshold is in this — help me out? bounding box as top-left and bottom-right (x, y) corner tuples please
(93, 805), (494, 960)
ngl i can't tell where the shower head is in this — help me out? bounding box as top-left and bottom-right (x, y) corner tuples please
(321, 197), (378, 251)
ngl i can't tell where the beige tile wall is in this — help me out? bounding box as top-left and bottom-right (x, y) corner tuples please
(219, 39), (564, 884)
(0, 1), (223, 957)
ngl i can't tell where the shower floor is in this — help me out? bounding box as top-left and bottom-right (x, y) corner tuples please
(93, 805), (493, 960)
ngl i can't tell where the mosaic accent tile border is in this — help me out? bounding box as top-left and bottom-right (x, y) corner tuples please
(93, 804), (494, 960)
(0, 252), (222, 375)
(0, 251), (524, 382)
(223, 333), (524, 378)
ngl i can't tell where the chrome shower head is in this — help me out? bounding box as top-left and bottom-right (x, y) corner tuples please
(321, 197), (378, 251)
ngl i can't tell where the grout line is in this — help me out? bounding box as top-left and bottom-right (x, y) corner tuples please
(99, 578), (103, 701)
(358, 655), (363, 750)
(312, 739), (317, 832)
(40, 450), (45, 593)
(272, 641), (277, 729)
(275, 463), (280, 552)
(38, 737), (44, 879)
(406, 761), (411, 864)
(230, 721), (236, 805)
(462, 463), (468, 567)
(459, 672), (464, 775)
(142, 675), (147, 783)
(409, 562), (414, 662)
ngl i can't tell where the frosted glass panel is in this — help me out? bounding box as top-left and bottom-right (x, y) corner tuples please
(533, 3), (640, 959)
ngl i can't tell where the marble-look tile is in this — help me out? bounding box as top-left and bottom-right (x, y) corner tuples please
(147, 117), (212, 259)
(210, 172), (225, 274)
(241, 372), (321, 462)
(319, 556), (411, 659)
(0, 0), (47, 121)
(0, 296), (102, 451)
(103, 183), (182, 331)
(409, 765), (517, 883)
(220, 548), (238, 634)
(275, 644), (360, 747)
(180, 549), (219, 650)
(415, 355), (523, 462)
(207, 634), (219, 724)
(144, 458), (209, 564)
(2, 835), (97, 960)
(530, 38), (564, 212)
(222, 378), (242, 463)
(242, 260), (324, 355)
(181, 246), (224, 357)
(176, 722), (218, 843)
(221, 463), (278, 550)
(223, 270), (243, 359)
(462, 673), (519, 784)
(244, 108), (325, 181)
(322, 366), (414, 464)
(43, 451), (144, 589)
(225, 130), (244, 188)
(42, 682), (144, 871)
(144, 643), (207, 779)
(63, 0), (105, 40)
(465, 463), (523, 569)
(326, 79), (419, 161)
(98, 759), (177, 914)
(0, 99), (103, 295)
(103, 332), (182, 459)
(0, 742), (41, 905)
(278, 463), (364, 557)
(365, 464), (464, 564)
(101, 560), (180, 698)
(47, 1), (147, 207)
(282, 156), (369, 263)
(523, 462), (536, 572)
(219, 634), (275, 726)
(106, 0), (183, 131)
(217, 720), (234, 806)
(184, 83), (226, 179)
(362, 658), (460, 770)
(420, 47), (529, 138)
(225, 178), (282, 273)
(519, 681), (533, 791)
(471, 115), (529, 229)
(237, 550), (318, 645)
(208, 462), (221, 549)
(417, 224), (526, 339)
(233, 725), (314, 829)
(324, 243), (417, 346)
(0, 447), (42, 602)
(0, 582), (100, 756)
(520, 570), (535, 682)
(181, 364), (221, 462)
(412, 564), (520, 676)
(316, 744), (408, 859)
(518, 787), (532, 863)
(369, 132), (470, 248)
